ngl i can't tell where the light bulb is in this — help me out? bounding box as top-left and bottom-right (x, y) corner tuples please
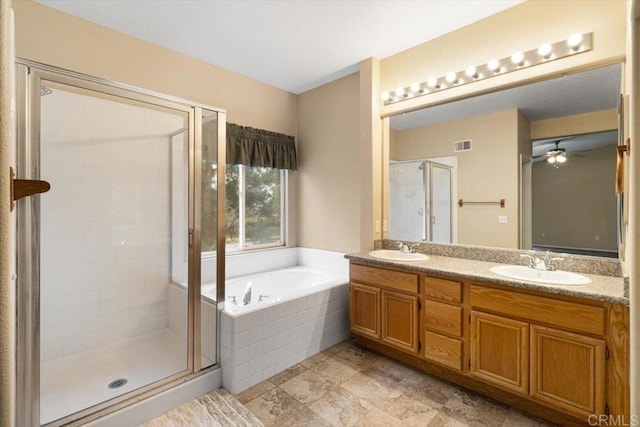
(427, 77), (440, 89)
(445, 72), (458, 84)
(395, 86), (405, 97)
(547, 156), (556, 164)
(410, 82), (421, 93)
(567, 33), (583, 50)
(538, 43), (552, 58)
(381, 91), (390, 101)
(487, 59), (500, 72)
(556, 154), (567, 163)
(511, 51), (525, 66)
(465, 65), (478, 78)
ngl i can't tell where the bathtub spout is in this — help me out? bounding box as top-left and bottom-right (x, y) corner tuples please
(243, 282), (252, 305)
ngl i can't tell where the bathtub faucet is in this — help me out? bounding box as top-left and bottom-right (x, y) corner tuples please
(243, 282), (252, 305)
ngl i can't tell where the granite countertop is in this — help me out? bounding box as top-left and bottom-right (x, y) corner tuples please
(345, 252), (628, 305)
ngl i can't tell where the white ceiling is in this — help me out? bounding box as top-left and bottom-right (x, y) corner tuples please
(390, 64), (622, 131)
(36, 0), (523, 94)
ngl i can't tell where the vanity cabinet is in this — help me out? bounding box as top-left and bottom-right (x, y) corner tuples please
(349, 283), (380, 340)
(423, 276), (464, 371)
(348, 260), (629, 426)
(469, 284), (607, 419)
(530, 325), (605, 418)
(470, 311), (529, 394)
(349, 263), (420, 355)
(381, 290), (419, 353)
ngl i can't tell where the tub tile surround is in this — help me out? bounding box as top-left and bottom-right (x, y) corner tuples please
(220, 248), (350, 394)
(367, 239), (628, 304)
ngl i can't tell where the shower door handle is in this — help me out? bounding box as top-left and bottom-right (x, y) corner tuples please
(10, 167), (51, 211)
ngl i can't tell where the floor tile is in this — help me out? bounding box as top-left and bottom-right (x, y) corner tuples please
(308, 386), (373, 427)
(340, 369), (404, 409)
(244, 387), (302, 426)
(351, 404), (404, 427)
(269, 363), (308, 386)
(235, 380), (276, 404)
(310, 355), (359, 385)
(442, 389), (511, 427)
(300, 351), (332, 369)
(279, 369), (334, 405)
(378, 394), (440, 426)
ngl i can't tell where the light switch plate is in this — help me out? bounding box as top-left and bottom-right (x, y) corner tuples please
(498, 216), (508, 224)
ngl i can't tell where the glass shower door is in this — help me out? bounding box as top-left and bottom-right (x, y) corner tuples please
(430, 163), (453, 243)
(35, 77), (192, 425)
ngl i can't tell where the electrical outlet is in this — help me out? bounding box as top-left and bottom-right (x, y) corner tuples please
(383, 220), (388, 232)
(595, 235), (600, 241)
(542, 232), (546, 237)
(498, 216), (507, 224)
(375, 220), (381, 233)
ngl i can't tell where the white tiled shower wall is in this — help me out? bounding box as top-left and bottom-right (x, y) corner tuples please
(40, 87), (186, 361)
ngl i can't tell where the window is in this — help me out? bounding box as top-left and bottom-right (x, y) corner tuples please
(226, 165), (285, 251)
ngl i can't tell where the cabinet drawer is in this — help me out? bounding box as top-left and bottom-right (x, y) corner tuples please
(470, 285), (605, 336)
(351, 264), (419, 294)
(425, 300), (463, 337)
(424, 331), (462, 371)
(424, 276), (462, 303)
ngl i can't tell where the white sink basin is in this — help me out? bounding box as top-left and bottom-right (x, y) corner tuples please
(369, 250), (428, 262)
(490, 265), (591, 286)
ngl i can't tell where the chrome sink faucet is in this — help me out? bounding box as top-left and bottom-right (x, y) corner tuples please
(398, 242), (418, 253)
(520, 253), (564, 271)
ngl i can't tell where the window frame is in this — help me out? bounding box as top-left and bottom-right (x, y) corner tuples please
(217, 164), (287, 255)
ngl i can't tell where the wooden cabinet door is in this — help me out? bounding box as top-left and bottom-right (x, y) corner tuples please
(381, 290), (420, 354)
(349, 282), (381, 340)
(530, 325), (605, 418)
(470, 311), (529, 394)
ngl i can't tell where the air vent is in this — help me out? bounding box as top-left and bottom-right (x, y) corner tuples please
(453, 139), (472, 152)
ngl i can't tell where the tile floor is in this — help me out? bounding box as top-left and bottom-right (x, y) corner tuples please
(236, 339), (555, 427)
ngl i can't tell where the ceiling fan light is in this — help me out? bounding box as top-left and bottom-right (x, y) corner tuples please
(556, 154), (567, 163)
(547, 156), (556, 164)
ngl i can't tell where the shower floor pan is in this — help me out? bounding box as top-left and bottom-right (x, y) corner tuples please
(40, 328), (209, 424)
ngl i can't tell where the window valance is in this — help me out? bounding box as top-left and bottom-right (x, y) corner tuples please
(227, 123), (297, 171)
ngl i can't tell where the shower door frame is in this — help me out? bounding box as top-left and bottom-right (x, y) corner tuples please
(15, 59), (227, 427)
(424, 161), (454, 244)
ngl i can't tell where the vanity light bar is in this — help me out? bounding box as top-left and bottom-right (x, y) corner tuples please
(381, 32), (593, 105)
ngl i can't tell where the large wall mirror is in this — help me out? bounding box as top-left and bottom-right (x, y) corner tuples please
(383, 63), (622, 258)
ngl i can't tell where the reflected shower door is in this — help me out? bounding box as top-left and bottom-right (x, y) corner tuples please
(388, 161), (426, 241)
(430, 164), (453, 243)
(37, 79), (191, 424)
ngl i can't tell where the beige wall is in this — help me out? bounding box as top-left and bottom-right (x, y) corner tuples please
(12, 1), (298, 134)
(380, 1), (626, 117)
(392, 109), (520, 248)
(532, 145), (617, 251)
(12, 0), (301, 247)
(531, 109), (618, 140)
(297, 73), (361, 253)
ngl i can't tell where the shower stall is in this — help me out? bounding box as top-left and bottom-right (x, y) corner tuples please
(15, 61), (226, 426)
(388, 159), (455, 243)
